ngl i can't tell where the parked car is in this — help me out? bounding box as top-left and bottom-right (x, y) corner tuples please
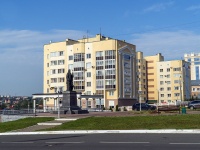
(132, 103), (156, 111)
(188, 100), (200, 110)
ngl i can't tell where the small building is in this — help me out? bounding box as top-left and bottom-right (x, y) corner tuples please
(191, 80), (200, 99)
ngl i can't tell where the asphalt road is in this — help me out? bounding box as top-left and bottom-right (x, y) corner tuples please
(0, 133), (200, 150)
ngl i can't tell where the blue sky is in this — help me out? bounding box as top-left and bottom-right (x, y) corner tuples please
(0, 0), (200, 96)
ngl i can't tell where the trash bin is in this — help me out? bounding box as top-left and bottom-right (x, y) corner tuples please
(181, 107), (186, 114)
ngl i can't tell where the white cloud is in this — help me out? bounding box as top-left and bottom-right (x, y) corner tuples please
(186, 5), (200, 11)
(0, 29), (86, 96)
(129, 30), (200, 60)
(143, 1), (174, 13)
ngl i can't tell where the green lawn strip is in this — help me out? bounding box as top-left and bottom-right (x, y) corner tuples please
(0, 117), (54, 133)
(42, 114), (200, 131)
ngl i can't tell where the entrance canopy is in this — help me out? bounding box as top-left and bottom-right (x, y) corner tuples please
(32, 93), (63, 99)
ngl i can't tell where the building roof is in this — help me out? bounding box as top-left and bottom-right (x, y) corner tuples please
(191, 80), (200, 86)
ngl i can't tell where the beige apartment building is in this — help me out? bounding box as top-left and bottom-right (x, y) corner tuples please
(43, 34), (137, 109)
(144, 53), (164, 103)
(157, 60), (191, 104)
(136, 52), (147, 102)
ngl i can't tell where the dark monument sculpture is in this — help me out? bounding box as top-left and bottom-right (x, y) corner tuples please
(59, 69), (88, 114)
(66, 69), (74, 91)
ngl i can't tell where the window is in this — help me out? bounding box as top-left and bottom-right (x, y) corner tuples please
(174, 93), (180, 97)
(196, 66), (199, 80)
(166, 81), (171, 84)
(59, 51), (64, 56)
(160, 75), (163, 78)
(174, 86), (179, 90)
(160, 81), (164, 85)
(51, 60), (57, 66)
(194, 58), (200, 61)
(47, 80), (49, 84)
(160, 88), (164, 91)
(174, 80), (179, 84)
(51, 78), (57, 83)
(167, 87), (171, 91)
(58, 78), (64, 83)
(87, 72), (91, 77)
(51, 69), (56, 74)
(173, 67), (181, 71)
(167, 94), (171, 97)
(174, 73), (181, 78)
(109, 91), (114, 96)
(161, 94), (164, 97)
(166, 74), (170, 78)
(58, 69), (65, 74)
(96, 51), (103, 57)
(59, 87), (64, 92)
(160, 69), (163, 72)
(86, 62), (91, 69)
(87, 82), (91, 87)
(167, 68), (170, 72)
(50, 52), (57, 57)
(47, 63), (49, 67)
(58, 60), (64, 65)
(68, 64), (73, 70)
(187, 58), (191, 62)
(86, 53), (91, 59)
(69, 55), (73, 60)
(86, 91), (91, 95)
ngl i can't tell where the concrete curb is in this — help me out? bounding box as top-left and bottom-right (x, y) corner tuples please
(1, 129), (200, 135)
(55, 118), (77, 121)
(37, 123), (62, 125)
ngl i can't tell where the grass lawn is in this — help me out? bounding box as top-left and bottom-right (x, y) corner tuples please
(0, 117), (54, 133)
(43, 114), (200, 130)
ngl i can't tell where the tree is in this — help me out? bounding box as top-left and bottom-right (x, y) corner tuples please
(0, 103), (7, 110)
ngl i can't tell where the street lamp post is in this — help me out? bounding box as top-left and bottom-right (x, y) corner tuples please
(180, 76), (182, 102)
(57, 91), (61, 119)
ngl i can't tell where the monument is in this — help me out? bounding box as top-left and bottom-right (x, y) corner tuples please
(60, 69), (88, 114)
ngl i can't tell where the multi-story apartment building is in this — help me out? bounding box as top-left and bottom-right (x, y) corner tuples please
(191, 80), (200, 99)
(157, 60), (191, 104)
(184, 53), (200, 80)
(144, 53), (164, 103)
(43, 34), (137, 109)
(136, 52), (147, 102)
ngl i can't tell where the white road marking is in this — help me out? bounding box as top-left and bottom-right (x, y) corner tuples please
(170, 143), (200, 145)
(2, 142), (34, 144)
(100, 141), (150, 144)
(45, 141), (84, 144)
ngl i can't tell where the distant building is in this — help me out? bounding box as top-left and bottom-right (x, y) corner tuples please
(184, 53), (200, 80)
(191, 80), (200, 99)
(157, 60), (191, 104)
(144, 53), (164, 103)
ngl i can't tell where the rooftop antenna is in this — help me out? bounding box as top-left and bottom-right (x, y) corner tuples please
(86, 30), (89, 42)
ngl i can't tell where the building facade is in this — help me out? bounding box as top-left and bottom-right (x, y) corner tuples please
(136, 52), (147, 102)
(144, 53), (164, 103)
(184, 53), (200, 80)
(191, 80), (200, 99)
(157, 60), (191, 104)
(43, 34), (137, 109)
